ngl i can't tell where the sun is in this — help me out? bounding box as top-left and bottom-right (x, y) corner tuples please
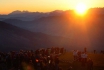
(75, 2), (88, 15)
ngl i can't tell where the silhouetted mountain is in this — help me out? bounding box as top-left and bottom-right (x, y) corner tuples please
(1, 8), (104, 21)
(0, 21), (73, 52)
(0, 10), (66, 21)
(0, 11), (50, 21)
(2, 8), (104, 51)
(3, 15), (93, 50)
(3, 14), (104, 51)
(9, 10), (22, 15)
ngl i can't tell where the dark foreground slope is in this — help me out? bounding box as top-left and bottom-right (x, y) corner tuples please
(0, 21), (71, 52)
(0, 21), (35, 51)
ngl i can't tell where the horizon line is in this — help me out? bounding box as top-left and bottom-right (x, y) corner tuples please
(1, 7), (104, 15)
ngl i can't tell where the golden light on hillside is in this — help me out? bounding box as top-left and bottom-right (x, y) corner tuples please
(75, 2), (88, 15)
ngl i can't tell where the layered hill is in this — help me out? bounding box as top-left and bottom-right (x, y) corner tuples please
(2, 8), (104, 51)
(0, 21), (72, 52)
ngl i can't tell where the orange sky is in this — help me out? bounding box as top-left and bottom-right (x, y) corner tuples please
(0, 0), (104, 14)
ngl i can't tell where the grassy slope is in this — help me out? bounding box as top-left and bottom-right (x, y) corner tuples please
(59, 52), (104, 70)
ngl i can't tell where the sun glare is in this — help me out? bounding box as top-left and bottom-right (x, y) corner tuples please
(75, 2), (88, 15)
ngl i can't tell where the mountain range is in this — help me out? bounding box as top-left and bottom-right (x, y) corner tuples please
(0, 21), (73, 52)
(0, 10), (67, 21)
(1, 9), (104, 51)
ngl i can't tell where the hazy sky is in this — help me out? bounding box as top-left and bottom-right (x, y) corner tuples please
(0, 0), (104, 14)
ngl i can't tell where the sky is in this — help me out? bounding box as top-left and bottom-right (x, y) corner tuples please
(0, 0), (104, 14)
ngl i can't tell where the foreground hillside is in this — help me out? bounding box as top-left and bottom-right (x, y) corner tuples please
(0, 21), (72, 51)
(59, 52), (104, 70)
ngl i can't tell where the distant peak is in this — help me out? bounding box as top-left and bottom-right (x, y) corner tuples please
(9, 10), (22, 15)
(9, 10), (30, 15)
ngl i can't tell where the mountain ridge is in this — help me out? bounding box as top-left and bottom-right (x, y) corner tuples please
(0, 21), (73, 52)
